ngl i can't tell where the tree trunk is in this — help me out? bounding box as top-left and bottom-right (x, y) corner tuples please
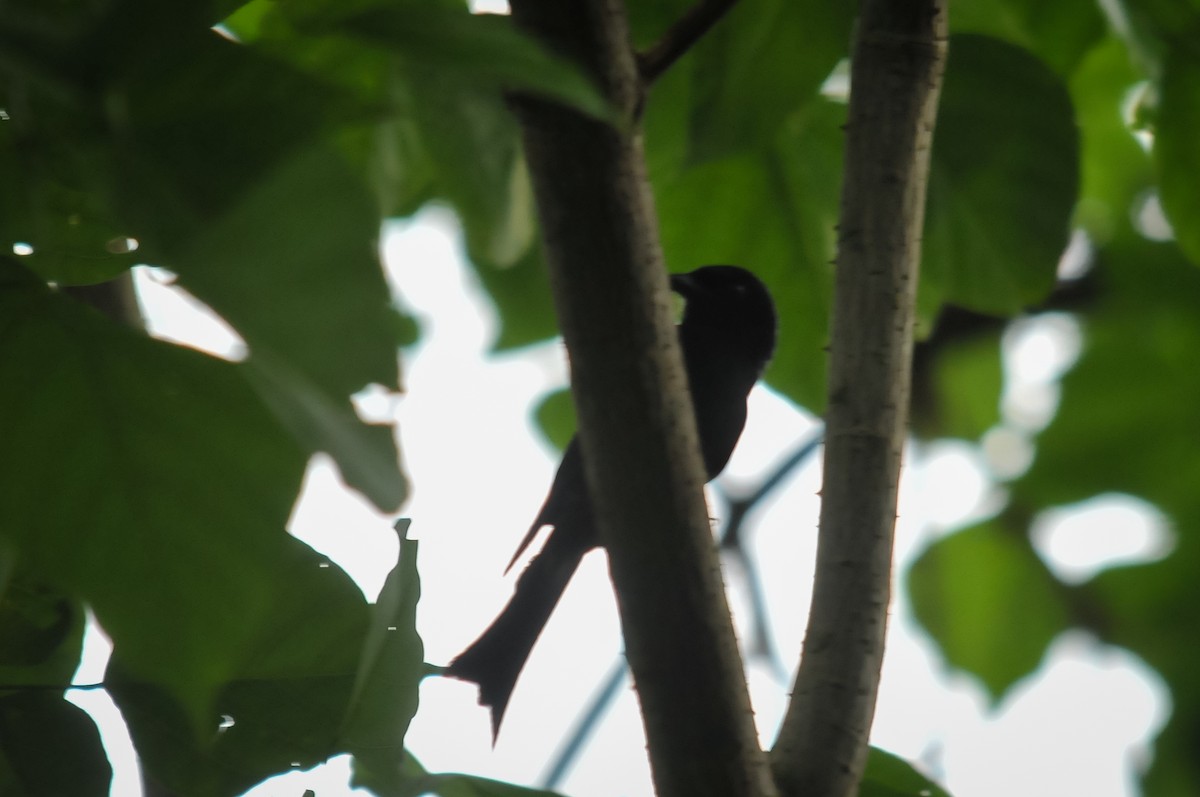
(506, 2), (775, 796)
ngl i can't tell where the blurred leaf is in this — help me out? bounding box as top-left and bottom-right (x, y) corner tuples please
(345, 520), (425, 792)
(145, 143), (408, 509)
(0, 121), (138, 285)
(0, 692), (111, 796)
(473, 244), (560, 352)
(1106, 0), (1200, 75)
(1084, 533), (1200, 796)
(908, 519), (1069, 699)
(0, 260), (310, 723)
(321, 2), (612, 123)
(686, 0), (853, 160)
(949, 0), (1106, 77)
(107, 540), (369, 796)
(861, 746), (952, 797)
(912, 332), (1004, 440)
(655, 100), (844, 412)
(1017, 240), (1200, 510)
(1002, 234), (1200, 794)
(0, 10), (137, 285)
(1155, 44), (1200, 266)
(922, 35), (1079, 321)
(625, 0), (692, 50)
(243, 349), (405, 515)
(403, 74), (535, 267)
(0, 21), (409, 508)
(1068, 35), (1154, 241)
(533, 388), (575, 453)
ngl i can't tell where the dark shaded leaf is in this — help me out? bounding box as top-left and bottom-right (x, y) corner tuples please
(0, 259), (308, 722)
(0, 568), (84, 686)
(326, 3), (611, 122)
(138, 143), (408, 509)
(0, 692), (111, 797)
(403, 73), (534, 267)
(686, 0), (853, 160)
(654, 99), (844, 412)
(922, 35), (1079, 320)
(362, 752), (564, 797)
(107, 540), (369, 796)
(1155, 44), (1200, 266)
(949, 0), (1106, 77)
(914, 333), (1003, 441)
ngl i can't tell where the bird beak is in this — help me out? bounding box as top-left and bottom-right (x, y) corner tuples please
(669, 272), (697, 297)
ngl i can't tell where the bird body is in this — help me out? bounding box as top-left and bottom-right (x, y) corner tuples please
(445, 265), (777, 736)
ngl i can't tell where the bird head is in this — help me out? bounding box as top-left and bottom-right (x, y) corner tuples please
(669, 265), (778, 374)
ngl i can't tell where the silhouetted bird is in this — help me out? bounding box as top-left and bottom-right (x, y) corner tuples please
(445, 265), (778, 737)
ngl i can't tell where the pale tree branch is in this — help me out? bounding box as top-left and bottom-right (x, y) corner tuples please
(637, 0), (740, 85)
(506, 1), (775, 796)
(771, 2), (948, 797)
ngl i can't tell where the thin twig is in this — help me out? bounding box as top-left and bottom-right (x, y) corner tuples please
(719, 431), (824, 527)
(717, 431), (824, 679)
(0, 681), (107, 691)
(541, 660), (629, 790)
(637, 0), (741, 85)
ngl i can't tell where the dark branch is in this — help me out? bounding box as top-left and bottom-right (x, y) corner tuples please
(637, 0), (740, 85)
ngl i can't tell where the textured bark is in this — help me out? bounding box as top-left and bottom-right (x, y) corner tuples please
(771, 2), (947, 796)
(506, 2), (775, 796)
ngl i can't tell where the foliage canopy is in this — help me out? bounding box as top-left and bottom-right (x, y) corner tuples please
(2, 0), (1199, 795)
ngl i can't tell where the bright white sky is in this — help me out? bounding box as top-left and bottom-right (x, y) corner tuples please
(68, 207), (1170, 797)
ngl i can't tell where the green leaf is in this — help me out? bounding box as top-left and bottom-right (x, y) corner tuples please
(472, 244), (559, 352)
(306, 1), (612, 122)
(403, 73), (535, 267)
(949, 0), (1106, 77)
(159, 145), (407, 510)
(1009, 239), (1200, 794)
(861, 746), (952, 797)
(0, 259), (310, 723)
(243, 351), (406, 515)
(533, 388), (574, 453)
(1017, 239), (1200, 510)
(0, 692), (111, 797)
(654, 100), (844, 412)
(912, 332), (1004, 441)
(922, 35), (1079, 318)
(1068, 34), (1154, 241)
(686, 0), (853, 160)
(1155, 44), (1200, 266)
(908, 518), (1069, 699)
(107, 540), (370, 796)
(1104, 0), (1200, 75)
(0, 120), (138, 285)
(345, 520), (425, 792)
